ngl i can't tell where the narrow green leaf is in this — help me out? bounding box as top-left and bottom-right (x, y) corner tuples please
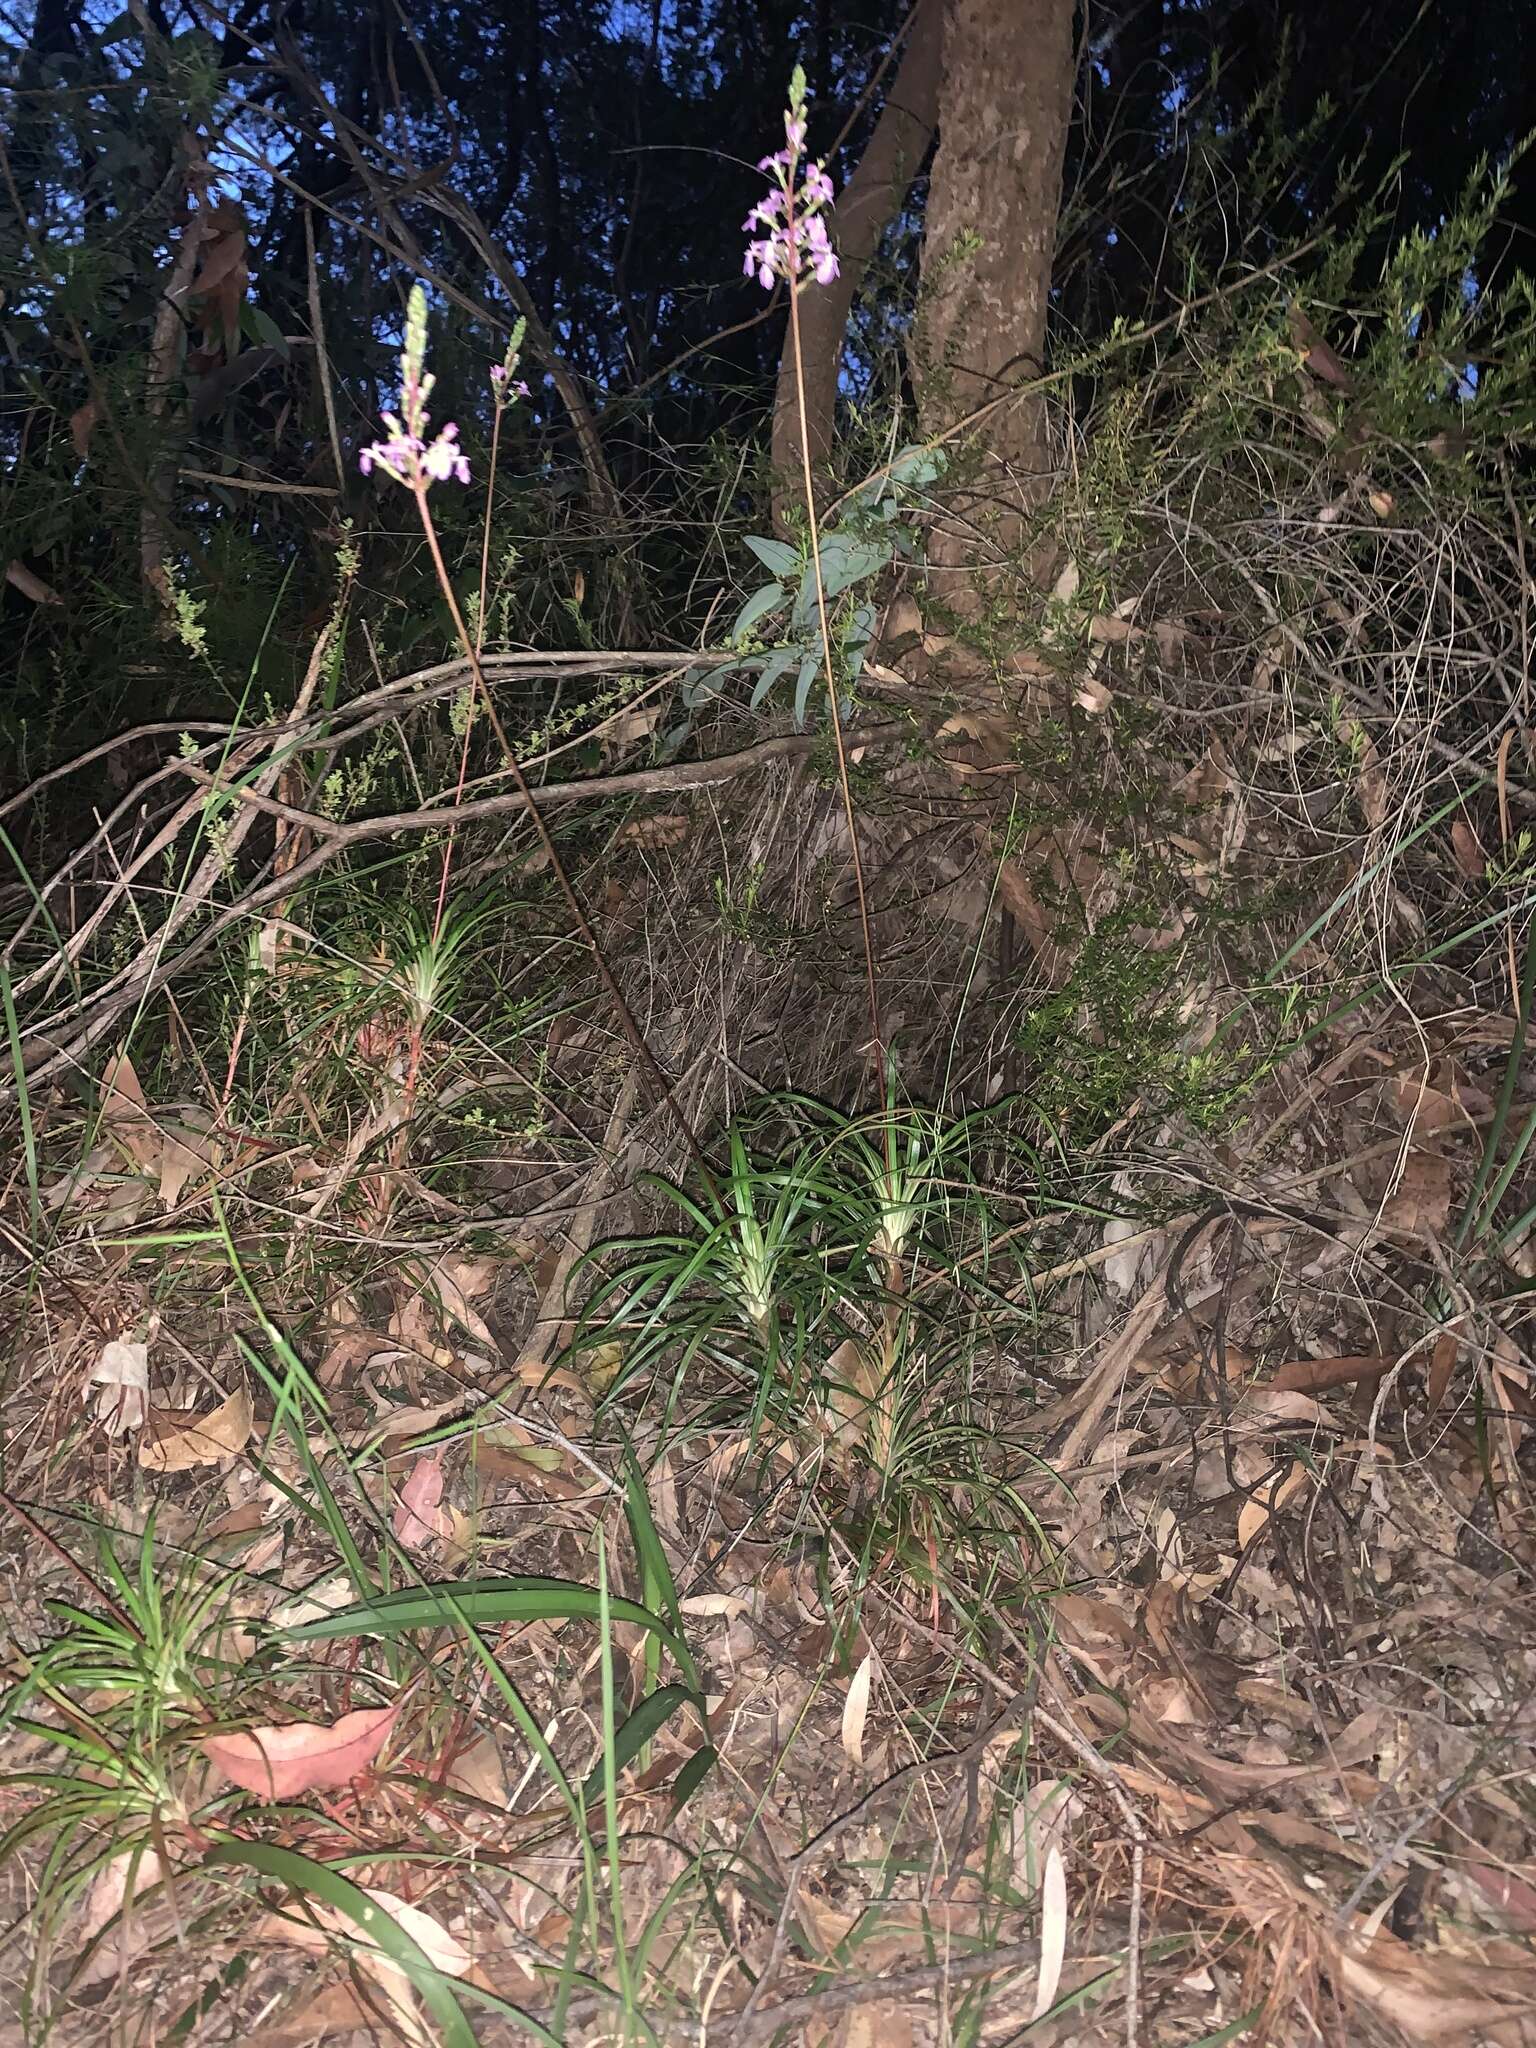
(278, 1575), (693, 1667)
(667, 1743), (718, 1815)
(579, 1684), (693, 1809)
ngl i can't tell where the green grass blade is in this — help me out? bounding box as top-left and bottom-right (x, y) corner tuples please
(0, 964), (39, 1245)
(278, 1575), (694, 1666)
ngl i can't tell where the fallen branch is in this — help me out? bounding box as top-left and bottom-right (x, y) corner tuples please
(8, 722), (903, 1097)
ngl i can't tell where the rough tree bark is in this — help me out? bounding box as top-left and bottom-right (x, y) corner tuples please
(913, 0), (1076, 585)
(769, 0), (943, 533)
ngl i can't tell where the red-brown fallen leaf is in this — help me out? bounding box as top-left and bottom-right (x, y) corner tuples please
(202, 1701), (400, 1800)
(1465, 1861), (1536, 1931)
(1451, 818), (1486, 878)
(1426, 1332), (1459, 1415)
(393, 1452), (453, 1547)
(1270, 1354), (1398, 1394)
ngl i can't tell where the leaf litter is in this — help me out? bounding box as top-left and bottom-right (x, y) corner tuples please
(10, 637), (1536, 2048)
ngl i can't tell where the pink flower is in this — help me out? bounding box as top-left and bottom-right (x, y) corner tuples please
(744, 87), (838, 295)
(359, 428), (421, 480)
(420, 422), (470, 483)
(803, 213), (839, 284)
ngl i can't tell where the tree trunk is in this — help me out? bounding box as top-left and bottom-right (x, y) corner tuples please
(770, 0), (943, 534)
(914, 0), (1075, 583)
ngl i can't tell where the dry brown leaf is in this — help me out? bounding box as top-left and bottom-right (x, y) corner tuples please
(841, 1648), (875, 1766)
(842, 2006), (914, 2048)
(74, 1846), (170, 1981)
(1451, 817), (1486, 878)
(1271, 1354), (1398, 1394)
(260, 1886), (472, 2048)
(87, 1337), (150, 1435)
(445, 1732), (510, 1808)
(390, 1252), (500, 1360)
(139, 1385), (253, 1472)
(6, 558), (63, 605)
(616, 813), (688, 849)
(203, 1701), (401, 1800)
(1426, 1332), (1459, 1415)
(1236, 1459), (1309, 1550)
(825, 1337), (894, 1469)
(1289, 303), (1356, 391)
(241, 1980), (379, 2048)
(269, 1574), (353, 1630)
(1075, 671), (1113, 714)
(1465, 1863), (1536, 1933)
(1353, 725), (1388, 829)
(99, 1051), (161, 1172)
(1381, 1150), (1453, 1238)
(157, 1119), (218, 1209)
(1332, 1924), (1536, 2042)
(1234, 1386), (1334, 1427)
(392, 1453), (453, 1547)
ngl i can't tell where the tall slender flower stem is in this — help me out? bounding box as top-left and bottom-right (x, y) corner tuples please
(409, 489), (713, 1183)
(785, 267), (884, 1088)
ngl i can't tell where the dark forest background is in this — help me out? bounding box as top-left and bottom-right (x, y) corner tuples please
(5, 0), (1535, 762)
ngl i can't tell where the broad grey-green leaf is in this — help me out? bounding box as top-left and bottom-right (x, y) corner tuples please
(744, 534), (800, 578)
(794, 651), (823, 729)
(817, 535), (894, 599)
(731, 580), (784, 642)
(749, 647), (797, 708)
(888, 444), (947, 490)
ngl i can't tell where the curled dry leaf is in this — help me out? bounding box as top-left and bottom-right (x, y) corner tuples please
(389, 1251), (500, 1361)
(139, 1385), (253, 1472)
(202, 1700), (401, 1800)
(87, 1337), (150, 1435)
(268, 1573), (354, 1630)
